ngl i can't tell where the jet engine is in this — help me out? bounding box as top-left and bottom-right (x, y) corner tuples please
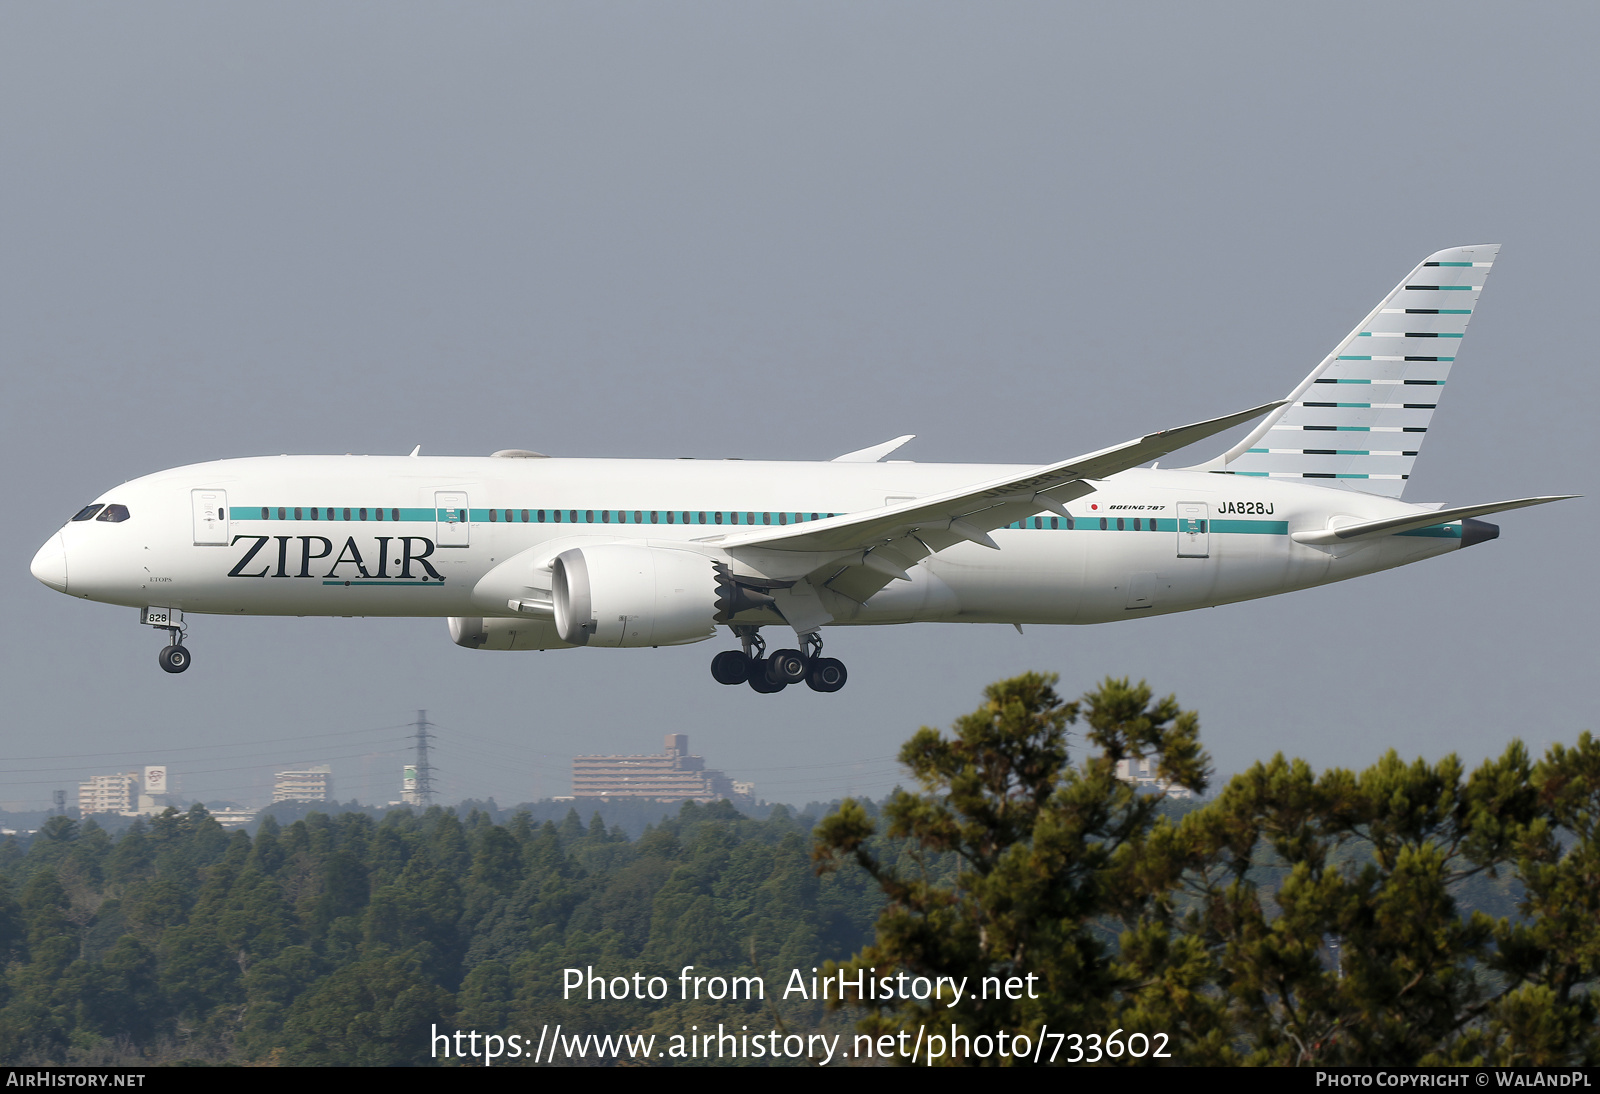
(448, 616), (571, 651)
(551, 545), (723, 647)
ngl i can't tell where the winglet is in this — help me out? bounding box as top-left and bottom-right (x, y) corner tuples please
(833, 435), (915, 463)
(1135, 401), (1284, 462)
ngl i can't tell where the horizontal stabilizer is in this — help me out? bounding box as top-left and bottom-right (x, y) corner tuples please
(1291, 495), (1578, 545)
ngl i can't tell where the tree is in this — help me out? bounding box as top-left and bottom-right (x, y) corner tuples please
(815, 673), (1600, 1066)
(813, 673), (1211, 1058)
(1160, 748), (1539, 1064)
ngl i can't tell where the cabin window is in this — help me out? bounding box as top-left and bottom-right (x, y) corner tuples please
(391, 509), (399, 521)
(72, 504), (104, 521)
(359, 508), (367, 520)
(96, 504), (131, 522)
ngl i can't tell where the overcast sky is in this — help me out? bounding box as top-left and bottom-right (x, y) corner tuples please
(2, 3), (1593, 810)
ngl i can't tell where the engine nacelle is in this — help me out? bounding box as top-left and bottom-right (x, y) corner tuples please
(551, 545), (720, 647)
(449, 616), (572, 651)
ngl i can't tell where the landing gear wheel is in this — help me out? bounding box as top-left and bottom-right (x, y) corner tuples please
(158, 645), (191, 674)
(710, 650), (751, 685)
(746, 658), (786, 693)
(766, 648), (808, 685)
(806, 657), (847, 693)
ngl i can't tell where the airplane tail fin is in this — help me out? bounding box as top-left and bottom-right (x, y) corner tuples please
(1185, 245), (1499, 498)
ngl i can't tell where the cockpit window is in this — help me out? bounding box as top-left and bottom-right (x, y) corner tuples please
(96, 504), (131, 522)
(71, 504), (104, 521)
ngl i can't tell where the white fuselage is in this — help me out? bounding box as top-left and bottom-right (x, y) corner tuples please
(34, 454), (1467, 646)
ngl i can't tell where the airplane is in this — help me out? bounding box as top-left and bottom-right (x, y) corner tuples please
(30, 245), (1575, 692)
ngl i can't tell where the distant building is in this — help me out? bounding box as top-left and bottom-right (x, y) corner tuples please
(273, 765), (334, 804)
(1115, 756), (1193, 800)
(78, 765), (176, 817)
(79, 773), (138, 816)
(572, 735), (753, 806)
(209, 808), (257, 830)
(401, 764), (426, 807)
(140, 766), (169, 813)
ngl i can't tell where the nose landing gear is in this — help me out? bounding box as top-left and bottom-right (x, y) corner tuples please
(142, 607), (192, 675)
(158, 642), (191, 674)
(708, 627), (847, 694)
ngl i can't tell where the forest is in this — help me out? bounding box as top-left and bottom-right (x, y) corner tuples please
(0, 673), (1593, 1066)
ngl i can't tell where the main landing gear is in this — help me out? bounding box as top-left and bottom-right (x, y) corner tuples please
(710, 628), (847, 694)
(141, 607), (192, 674)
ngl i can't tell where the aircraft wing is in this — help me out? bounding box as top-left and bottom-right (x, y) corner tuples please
(709, 402), (1280, 605)
(832, 435), (915, 463)
(713, 402), (1280, 556)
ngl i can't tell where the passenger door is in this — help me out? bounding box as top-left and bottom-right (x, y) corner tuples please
(436, 491), (470, 547)
(1176, 502), (1209, 558)
(192, 490), (229, 546)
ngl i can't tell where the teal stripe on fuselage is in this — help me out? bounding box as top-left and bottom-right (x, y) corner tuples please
(231, 506), (1295, 536)
(235, 506), (841, 527)
(1212, 519), (1288, 535)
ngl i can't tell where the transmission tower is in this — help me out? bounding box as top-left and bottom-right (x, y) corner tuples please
(406, 710), (437, 807)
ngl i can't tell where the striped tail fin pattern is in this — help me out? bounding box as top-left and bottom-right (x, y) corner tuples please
(1196, 245), (1499, 498)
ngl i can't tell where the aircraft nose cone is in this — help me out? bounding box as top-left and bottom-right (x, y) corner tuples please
(31, 533), (68, 592)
